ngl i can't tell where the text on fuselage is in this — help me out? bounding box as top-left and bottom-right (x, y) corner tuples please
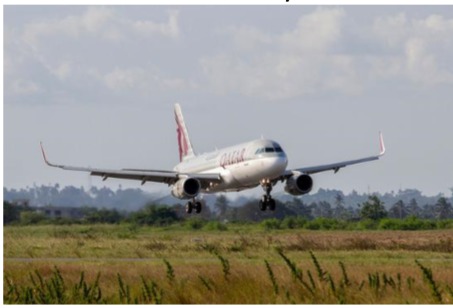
(220, 148), (246, 167)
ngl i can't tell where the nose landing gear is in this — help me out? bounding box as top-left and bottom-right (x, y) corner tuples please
(259, 179), (276, 211)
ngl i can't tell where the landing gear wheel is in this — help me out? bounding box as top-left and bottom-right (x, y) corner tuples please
(259, 179), (276, 212)
(186, 201), (193, 214)
(268, 198), (276, 211)
(259, 199), (267, 211)
(195, 201), (202, 214)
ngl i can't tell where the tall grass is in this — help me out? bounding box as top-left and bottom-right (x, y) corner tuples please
(415, 260), (442, 303)
(5, 267), (103, 304)
(264, 259), (279, 295)
(4, 226), (453, 304)
(163, 259), (175, 284)
(4, 252), (453, 304)
(214, 252), (230, 281)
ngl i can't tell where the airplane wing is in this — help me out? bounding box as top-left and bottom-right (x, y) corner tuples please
(40, 143), (221, 186)
(284, 132), (386, 176)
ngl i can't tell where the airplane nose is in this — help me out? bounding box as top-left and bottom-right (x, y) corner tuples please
(281, 155), (288, 169)
(273, 154), (288, 172)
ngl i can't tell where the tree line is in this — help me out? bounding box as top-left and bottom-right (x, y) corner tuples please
(4, 185), (453, 212)
(4, 194), (453, 230)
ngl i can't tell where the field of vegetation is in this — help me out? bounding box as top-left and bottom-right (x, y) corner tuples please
(4, 223), (453, 304)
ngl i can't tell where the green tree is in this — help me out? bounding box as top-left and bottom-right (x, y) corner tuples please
(312, 201), (332, 218)
(235, 201), (262, 222)
(388, 200), (408, 219)
(421, 203), (435, 219)
(4, 201), (21, 224)
(360, 195), (387, 221)
(131, 204), (180, 226)
(285, 197), (312, 219)
(215, 194), (229, 220)
(407, 198), (421, 217)
(434, 197), (453, 219)
(84, 207), (124, 224)
(20, 211), (47, 225)
(333, 193), (349, 220)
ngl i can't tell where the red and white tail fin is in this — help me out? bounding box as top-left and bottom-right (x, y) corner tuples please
(174, 103), (196, 162)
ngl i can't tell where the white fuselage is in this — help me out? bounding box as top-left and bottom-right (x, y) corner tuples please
(173, 139), (288, 193)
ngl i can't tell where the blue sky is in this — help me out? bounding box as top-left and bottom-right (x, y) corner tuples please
(4, 5), (453, 197)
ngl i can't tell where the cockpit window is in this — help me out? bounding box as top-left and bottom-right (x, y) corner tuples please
(256, 145), (284, 155)
(272, 142), (284, 153)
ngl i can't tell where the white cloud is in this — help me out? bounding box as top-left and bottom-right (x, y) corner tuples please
(102, 66), (197, 92)
(104, 67), (147, 90)
(405, 37), (453, 85)
(200, 9), (453, 101)
(225, 25), (272, 51)
(6, 7), (453, 106)
(373, 13), (408, 48)
(371, 13), (453, 86)
(5, 7), (185, 104)
(279, 7), (345, 53)
(11, 79), (42, 95)
(132, 10), (179, 38)
(22, 7), (115, 48)
(201, 8), (355, 100)
(21, 7), (180, 50)
(51, 62), (73, 81)
(413, 14), (453, 41)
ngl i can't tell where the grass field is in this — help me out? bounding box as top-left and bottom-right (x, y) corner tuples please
(4, 224), (453, 304)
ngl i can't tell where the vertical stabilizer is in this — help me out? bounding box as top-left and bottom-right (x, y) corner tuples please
(174, 103), (196, 162)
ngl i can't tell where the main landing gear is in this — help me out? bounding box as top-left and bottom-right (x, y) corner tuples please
(185, 199), (202, 214)
(259, 179), (276, 211)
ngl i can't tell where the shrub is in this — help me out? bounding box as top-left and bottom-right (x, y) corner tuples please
(379, 218), (402, 230)
(131, 205), (179, 226)
(203, 221), (228, 231)
(19, 211), (47, 225)
(185, 218), (205, 230)
(261, 218), (281, 230)
(281, 216), (307, 229)
(356, 219), (379, 230)
(402, 217), (435, 230)
(436, 219), (453, 229)
(305, 220), (321, 230)
(379, 217), (439, 230)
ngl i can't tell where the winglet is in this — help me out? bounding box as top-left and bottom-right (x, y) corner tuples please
(40, 142), (54, 167)
(378, 132), (386, 156)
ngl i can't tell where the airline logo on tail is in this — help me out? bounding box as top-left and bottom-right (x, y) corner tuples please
(174, 103), (195, 162)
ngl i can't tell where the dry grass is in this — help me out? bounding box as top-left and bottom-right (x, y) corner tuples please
(4, 225), (453, 258)
(4, 225), (453, 304)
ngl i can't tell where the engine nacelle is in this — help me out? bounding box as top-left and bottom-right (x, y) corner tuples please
(284, 173), (313, 196)
(171, 177), (201, 199)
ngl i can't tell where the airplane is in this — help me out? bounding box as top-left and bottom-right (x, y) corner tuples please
(40, 103), (385, 214)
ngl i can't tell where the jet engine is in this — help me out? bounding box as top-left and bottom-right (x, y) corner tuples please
(284, 173), (313, 196)
(171, 178), (201, 199)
